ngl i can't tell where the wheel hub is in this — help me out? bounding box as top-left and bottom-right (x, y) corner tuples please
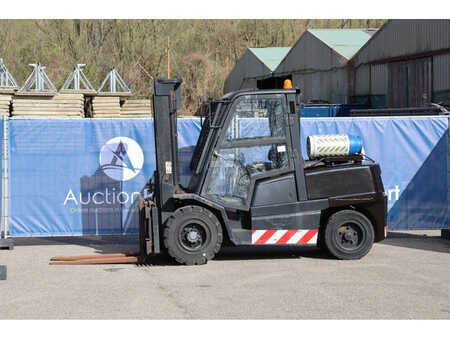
(337, 224), (362, 248)
(344, 231), (354, 241)
(179, 223), (208, 251)
(186, 230), (200, 243)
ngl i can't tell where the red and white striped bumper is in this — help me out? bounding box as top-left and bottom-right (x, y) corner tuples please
(251, 229), (318, 245)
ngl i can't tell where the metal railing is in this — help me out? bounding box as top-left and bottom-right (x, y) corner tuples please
(350, 105), (449, 117)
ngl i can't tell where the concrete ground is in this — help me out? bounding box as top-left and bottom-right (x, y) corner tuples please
(0, 230), (449, 319)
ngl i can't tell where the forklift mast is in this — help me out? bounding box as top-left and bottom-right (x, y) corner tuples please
(152, 78), (183, 209)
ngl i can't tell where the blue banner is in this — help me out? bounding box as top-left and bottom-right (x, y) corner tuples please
(8, 118), (201, 236)
(7, 116), (448, 236)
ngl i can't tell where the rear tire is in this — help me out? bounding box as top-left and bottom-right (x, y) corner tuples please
(163, 205), (222, 265)
(324, 210), (374, 260)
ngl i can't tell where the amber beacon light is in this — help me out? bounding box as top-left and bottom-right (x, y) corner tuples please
(283, 79), (293, 89)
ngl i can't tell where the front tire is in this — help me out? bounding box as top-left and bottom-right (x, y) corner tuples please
(163, 205), (222, 265)
(324, 210), (374, 260)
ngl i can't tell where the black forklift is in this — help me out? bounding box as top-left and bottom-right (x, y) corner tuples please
(51, 78), (387, 266)
(138, 78), (386, 265)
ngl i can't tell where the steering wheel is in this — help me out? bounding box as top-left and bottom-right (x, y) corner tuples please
(234, 158), (251, 188)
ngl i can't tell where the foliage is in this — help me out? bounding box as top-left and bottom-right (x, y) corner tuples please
(0, 19), (385, 114)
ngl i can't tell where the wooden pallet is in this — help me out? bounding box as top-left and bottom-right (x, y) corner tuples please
(12, 93), (84, 118)
(91, 96), (121, 118)
(120, 99), (152, 118)
(0, 94), (12, 116)
(0, 88), (17, 95)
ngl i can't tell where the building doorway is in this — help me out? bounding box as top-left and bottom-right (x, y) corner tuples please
(387, 57), (432, 108)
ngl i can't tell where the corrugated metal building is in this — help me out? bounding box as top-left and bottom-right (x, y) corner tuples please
(349, 19), (450, 108)
(223, 47), (290, 93)
(274, 29), (374, 103)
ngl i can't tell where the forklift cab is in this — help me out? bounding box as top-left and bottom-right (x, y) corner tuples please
(200, 91), (304, 211)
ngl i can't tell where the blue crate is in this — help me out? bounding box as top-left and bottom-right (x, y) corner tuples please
(300, 104), (369, 117)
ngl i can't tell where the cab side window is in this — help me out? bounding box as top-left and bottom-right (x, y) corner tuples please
(224, 95), (285, 140)
(204, 95), (289, 206)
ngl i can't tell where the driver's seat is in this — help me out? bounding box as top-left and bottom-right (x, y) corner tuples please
(268, 144), (288, 170)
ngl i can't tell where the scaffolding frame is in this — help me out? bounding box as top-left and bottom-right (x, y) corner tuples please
(61, 64), (95, 92)
(19, 62), (56, 93)
(98, 67), (131, 94)
(0, 59), (18, 89)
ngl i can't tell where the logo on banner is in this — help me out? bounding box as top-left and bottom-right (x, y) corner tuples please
(99, 137), (144, 181)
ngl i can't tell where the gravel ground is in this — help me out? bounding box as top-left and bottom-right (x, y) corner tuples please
(0, 230), (449, 319)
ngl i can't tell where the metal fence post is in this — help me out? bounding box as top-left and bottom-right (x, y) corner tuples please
(443, 115), (450, 240)
(0, 116), (3, 239)
(0, 115), (13, 249)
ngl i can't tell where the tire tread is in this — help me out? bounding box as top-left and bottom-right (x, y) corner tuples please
(163, 205), (222, 265)
(324, 209), (374, 260)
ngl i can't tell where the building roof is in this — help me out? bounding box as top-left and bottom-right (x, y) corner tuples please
(351, 20), (450, 66)
(248, 47), (291, 71)
(307, 29), (373, 59)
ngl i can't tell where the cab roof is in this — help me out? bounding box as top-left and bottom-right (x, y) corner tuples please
(220, 88), (299, 101)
